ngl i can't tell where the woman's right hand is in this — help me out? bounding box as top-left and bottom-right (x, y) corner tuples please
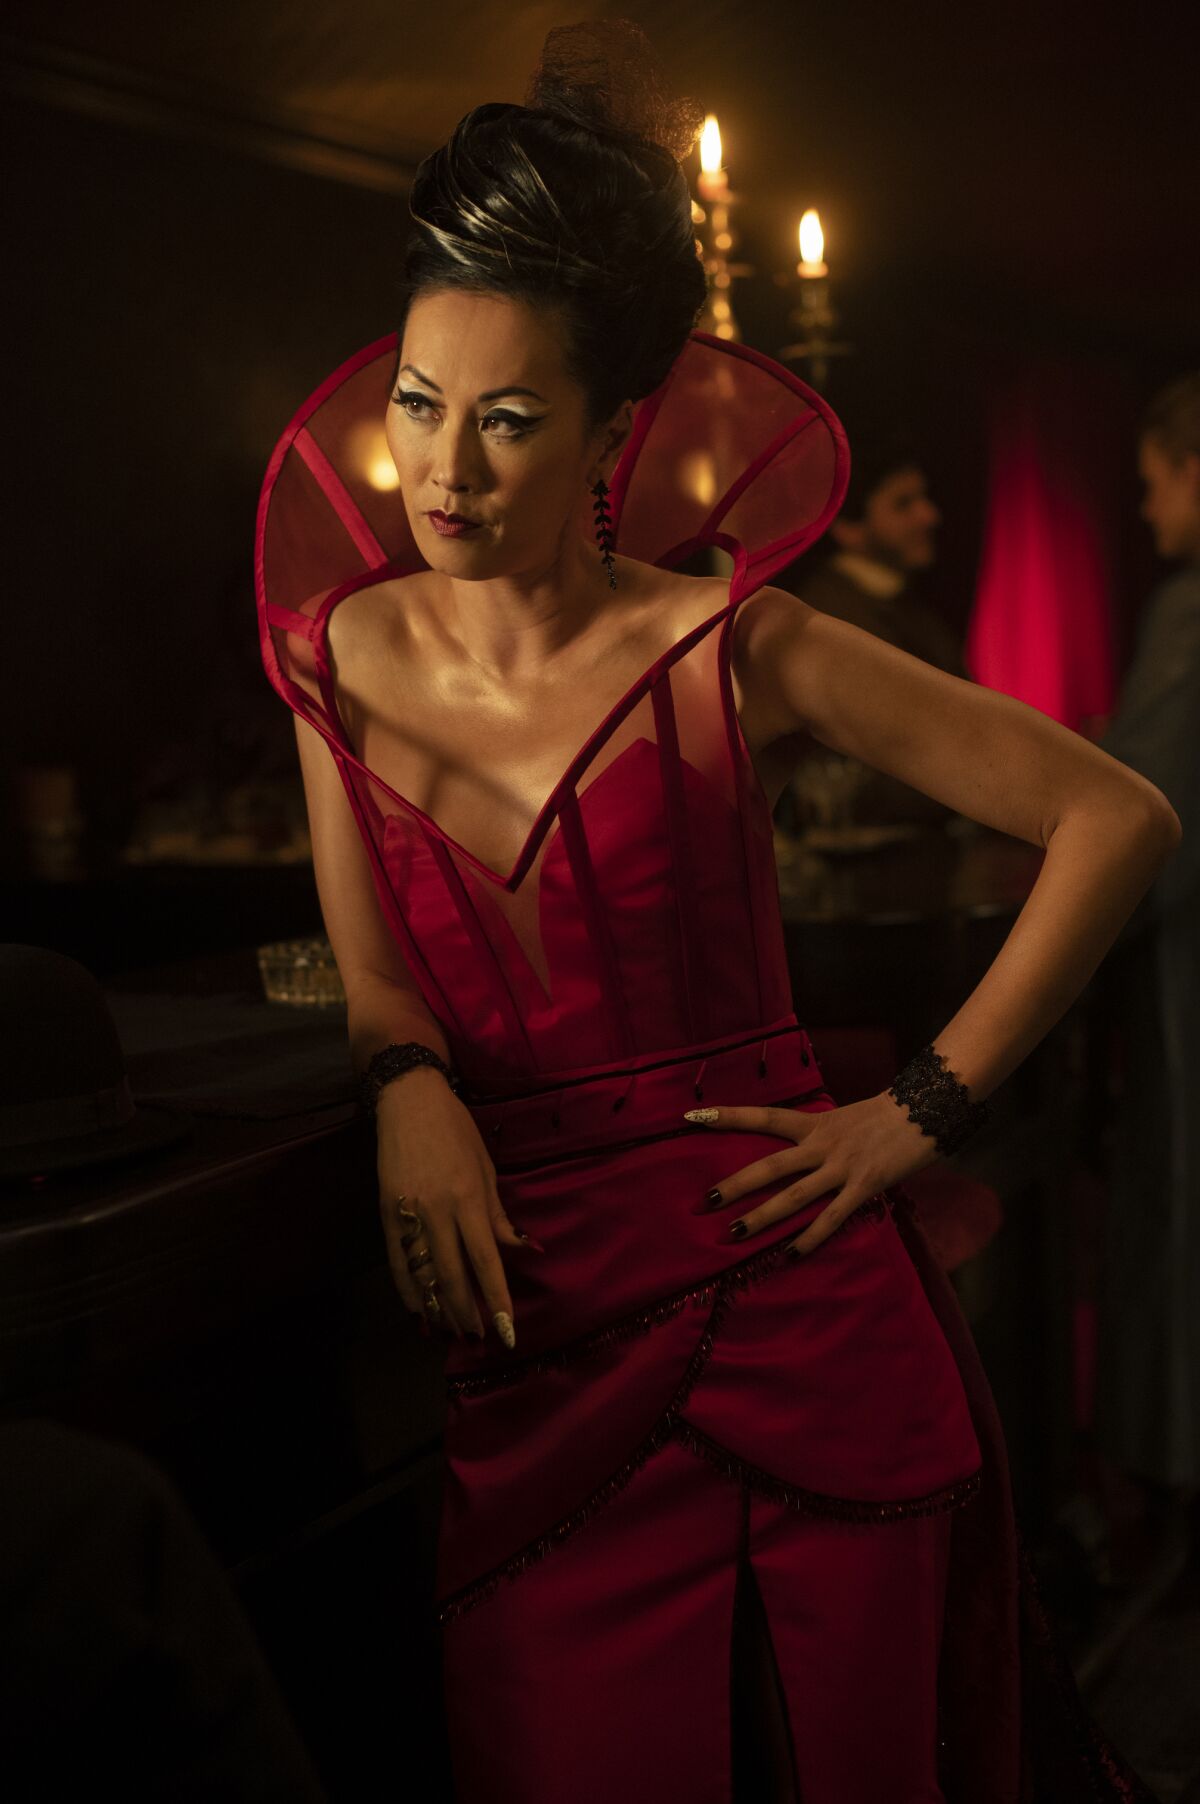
(291, 708), (533, 1347)
(374, 1067), (531, 1344)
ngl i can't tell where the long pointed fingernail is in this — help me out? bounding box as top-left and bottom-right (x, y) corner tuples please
(492, 1310), (516, 1349)
(683, 1107), (720, 1123)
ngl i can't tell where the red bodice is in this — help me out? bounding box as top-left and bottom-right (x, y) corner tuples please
(283, 559), (795, 1091)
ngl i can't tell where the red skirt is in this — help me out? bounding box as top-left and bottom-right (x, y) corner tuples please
(434, 1023), (1155, 1802)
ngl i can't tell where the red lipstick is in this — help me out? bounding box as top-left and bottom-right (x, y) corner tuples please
(428, 510), (482, 538)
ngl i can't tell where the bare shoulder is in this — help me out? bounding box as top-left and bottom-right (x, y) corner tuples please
(638, 569), (813, 748)
(324, 570), (433, 740)
(726, 583), (822, 741)
(325, 569), (429, 663)
(727, 573), (1006, 748)
(659, 565), (740, 634)
(729, 582), (818, 649)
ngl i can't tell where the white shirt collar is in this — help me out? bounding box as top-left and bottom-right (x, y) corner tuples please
(829, 550), (907, 600)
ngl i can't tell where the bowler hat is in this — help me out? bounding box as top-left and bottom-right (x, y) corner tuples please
(0, 945), (190, 1181)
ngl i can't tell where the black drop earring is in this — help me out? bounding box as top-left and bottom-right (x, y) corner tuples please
(591, 476), (617, 590)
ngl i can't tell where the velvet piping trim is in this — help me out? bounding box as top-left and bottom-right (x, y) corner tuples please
(671, 1416), (983, 1525)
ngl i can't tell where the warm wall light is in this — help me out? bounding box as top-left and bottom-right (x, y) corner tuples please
(693, 110), (749, 342)
(679, 448), (718, 507)
(697, 114), (728, 202)
(367, 455), (401, 492)
(798, 209), (827, 277)
(779, 207), (846, 387)
(699, 114), (723, 175)
(347, 420), (402, 491)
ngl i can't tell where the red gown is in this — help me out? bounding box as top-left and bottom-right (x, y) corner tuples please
(256, 331), (1156, 1801)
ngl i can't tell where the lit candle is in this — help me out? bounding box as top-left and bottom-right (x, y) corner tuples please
(697, 114), (728, 203)
(797, 208), (828, 279)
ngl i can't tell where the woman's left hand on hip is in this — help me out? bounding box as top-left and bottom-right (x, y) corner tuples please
(683, 1093), (939, 1257)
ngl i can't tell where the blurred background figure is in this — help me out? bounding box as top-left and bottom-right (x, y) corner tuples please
(1087, 373), (1200, 1590)
(773, 431), (970, 832)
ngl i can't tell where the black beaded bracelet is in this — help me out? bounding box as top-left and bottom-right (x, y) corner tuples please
(887, 1043), (989, 1158)
(358, 1041), (461, 1115)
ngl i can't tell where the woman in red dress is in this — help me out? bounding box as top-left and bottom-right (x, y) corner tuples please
(256, 22), (1174, 1801)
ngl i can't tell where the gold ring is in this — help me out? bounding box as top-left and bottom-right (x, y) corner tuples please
(396, 1202), (425, 1246)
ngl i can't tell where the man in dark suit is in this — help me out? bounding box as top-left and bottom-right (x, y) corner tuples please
(1090, 373), (1200, 1590)
(775, 437), (970, 828)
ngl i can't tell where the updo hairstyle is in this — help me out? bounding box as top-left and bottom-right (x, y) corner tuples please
(393, 19), (709, 433)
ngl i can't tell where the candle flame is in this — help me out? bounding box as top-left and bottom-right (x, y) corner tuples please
(798, 209), (825, 265)
(699, 115), (723, 175)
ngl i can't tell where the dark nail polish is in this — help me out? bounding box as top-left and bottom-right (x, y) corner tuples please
(728, 1219), (748, 1239)
(705, 1188), (722, 1208)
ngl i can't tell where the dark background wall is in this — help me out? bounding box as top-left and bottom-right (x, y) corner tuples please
(1, 91), (403, 867)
